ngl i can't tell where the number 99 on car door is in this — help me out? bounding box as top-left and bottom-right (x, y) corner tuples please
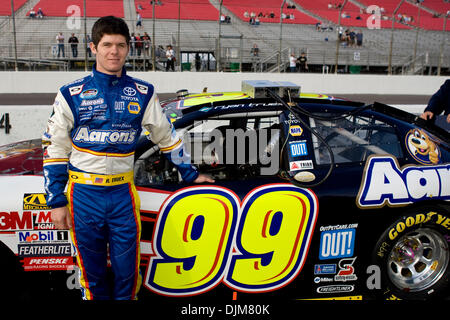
(144, 184), (318, 296)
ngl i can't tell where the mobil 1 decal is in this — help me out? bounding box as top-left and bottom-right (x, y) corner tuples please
(319, 224), (357, 260)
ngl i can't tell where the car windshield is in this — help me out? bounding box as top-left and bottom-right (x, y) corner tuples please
(134, 111), (281, 185)
(0, 139), (41, 156)
(309, 114), (403, 164)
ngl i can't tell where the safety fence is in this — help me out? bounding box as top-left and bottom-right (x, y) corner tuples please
(0, 0), (448, 74)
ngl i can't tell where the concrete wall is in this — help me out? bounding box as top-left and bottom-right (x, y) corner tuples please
(0, 105), (53, 145)
(0, 71), (447, 95)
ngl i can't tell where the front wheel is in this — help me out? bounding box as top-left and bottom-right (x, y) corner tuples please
(373, 205), (450, 300)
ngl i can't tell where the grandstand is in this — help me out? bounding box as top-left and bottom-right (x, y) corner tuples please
(0, 0), (448, 74)
(0, 0), (28, 15)
(223, 0), (319, 25)
(135, 0), (218, 20)
(29, 0), (125, 17)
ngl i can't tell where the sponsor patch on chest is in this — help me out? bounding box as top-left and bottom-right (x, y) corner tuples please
(73, 126), (137, 144)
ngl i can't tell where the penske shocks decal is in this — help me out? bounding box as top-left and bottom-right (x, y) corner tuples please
(357, 155), (450, 208)
(143, 184), (318, 296)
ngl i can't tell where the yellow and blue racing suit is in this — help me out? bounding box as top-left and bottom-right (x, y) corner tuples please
(42, 65), (198, 300)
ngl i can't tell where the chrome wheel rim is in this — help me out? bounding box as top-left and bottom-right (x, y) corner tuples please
(387, 228), (449, 293)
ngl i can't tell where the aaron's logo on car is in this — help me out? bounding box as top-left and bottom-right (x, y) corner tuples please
(23, 193), (50, 210)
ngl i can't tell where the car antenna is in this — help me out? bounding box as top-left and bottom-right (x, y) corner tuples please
(265, 87), (335, 188)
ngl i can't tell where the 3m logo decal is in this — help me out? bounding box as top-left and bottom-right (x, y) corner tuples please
(144, 184), (318, 296)
(0, 211), (32, 230)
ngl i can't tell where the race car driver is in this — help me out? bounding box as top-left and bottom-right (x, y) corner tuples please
(42, 16), (214, 300)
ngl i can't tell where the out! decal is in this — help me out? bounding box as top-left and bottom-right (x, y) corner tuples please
(357, 155), (450, 208)
(144, 184), (318, 296)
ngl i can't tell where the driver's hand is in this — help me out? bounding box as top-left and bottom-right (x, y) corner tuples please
(51, 206), (72, 230)
(194, 173), (215, 183)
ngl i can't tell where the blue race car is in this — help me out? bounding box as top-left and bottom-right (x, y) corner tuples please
(0, 81), (448, 303)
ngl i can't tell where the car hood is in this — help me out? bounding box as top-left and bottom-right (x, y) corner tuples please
(0, 139), (43, 175)
(161, 91), (340, 110)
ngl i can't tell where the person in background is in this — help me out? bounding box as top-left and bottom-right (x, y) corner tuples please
(37, 7), (44, 18)
(68, 33), (79, 58)
(289, 54), (297, 72)
(56, 32), (65, 58)
(166, 44), (175, 71)
(420, 79), (450, 123)
(297, 52), (308, 72)
(84, 34), (92, 57)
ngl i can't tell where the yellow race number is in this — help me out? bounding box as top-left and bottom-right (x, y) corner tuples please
(146, 186), (238, 295)
(145, 184), (318, 296)
(226, 185), (318, 291)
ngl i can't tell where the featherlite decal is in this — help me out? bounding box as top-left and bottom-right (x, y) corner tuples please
(357, 156), (450, 208)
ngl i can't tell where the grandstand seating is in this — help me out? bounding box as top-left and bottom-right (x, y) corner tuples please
(294, 0), (410, 29)
(223, 0), (319, 24)
(420, 0), (450, 14)
(355, 0), (449, 31)
(135, 0), (218, 21)
(0, 0), (448, 73)
(28, 0), (124, 18)
(0, 0), (27, 15)
(2, 0), (446, 31)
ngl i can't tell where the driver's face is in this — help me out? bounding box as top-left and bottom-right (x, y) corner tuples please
(91, 34), (129, 76)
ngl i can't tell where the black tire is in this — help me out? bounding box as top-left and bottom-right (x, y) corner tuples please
(373, 204), (450, 300)
(0, 241), (31, 301)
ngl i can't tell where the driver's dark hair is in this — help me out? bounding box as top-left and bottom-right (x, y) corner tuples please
(91, 16), (130, 47)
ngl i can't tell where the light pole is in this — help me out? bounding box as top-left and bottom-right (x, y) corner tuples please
(412, 1), (422, 72)
(152, 0), (156, 71)
(334, 0), (348, 74)
(10, 0), (18, 71)
(437, 11), (448, 76)
(84, 0), (87, 71)
(278, 0), (286, 72)
(217, 0), (223, 72)
(388, 0), (405, 75)
(177, 0), (181, 71)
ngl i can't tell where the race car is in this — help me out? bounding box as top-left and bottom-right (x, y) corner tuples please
(0, 80), (449, 303)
